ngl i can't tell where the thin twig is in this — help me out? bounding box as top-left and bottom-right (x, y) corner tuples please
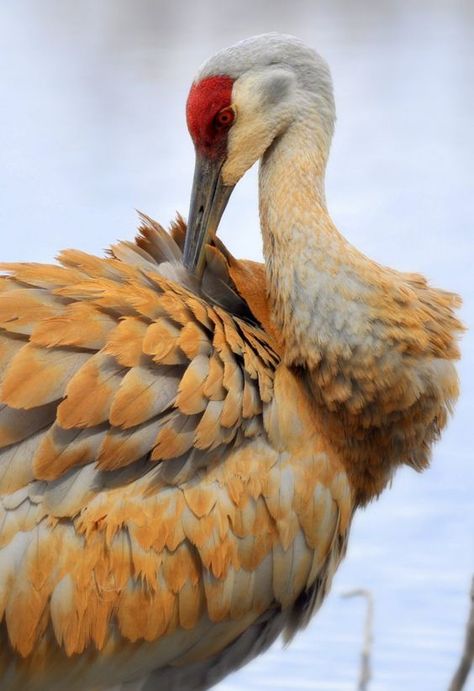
(341, 588), (374, 691)
(448, 576), (474, 691)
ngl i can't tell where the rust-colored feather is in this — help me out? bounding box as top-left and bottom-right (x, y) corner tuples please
(31, 302), (117, 350)
(57, 353), (125, 429)
(0, 344), (89, 409)
(109, 363), (180, 428)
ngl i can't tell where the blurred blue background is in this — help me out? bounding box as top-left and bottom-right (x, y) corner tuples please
(0, 1), (472, 689)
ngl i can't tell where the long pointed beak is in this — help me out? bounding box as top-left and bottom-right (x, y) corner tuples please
(183, 153), (235, 276)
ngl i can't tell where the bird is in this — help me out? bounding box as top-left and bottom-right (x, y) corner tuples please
(0, 33), (463, 691)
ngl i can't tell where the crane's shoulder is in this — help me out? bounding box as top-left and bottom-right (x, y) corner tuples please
(0, 215), (280, 482)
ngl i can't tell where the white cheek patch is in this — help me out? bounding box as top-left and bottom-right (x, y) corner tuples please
(221, 70), (295, 186)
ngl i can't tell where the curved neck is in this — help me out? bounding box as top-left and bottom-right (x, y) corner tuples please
(258, 109), (360, 369)
(256, 108), (454, 505)
(260, 108), (330, 227)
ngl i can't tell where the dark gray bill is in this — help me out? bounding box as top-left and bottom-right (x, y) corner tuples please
(183, 153), (235, 276)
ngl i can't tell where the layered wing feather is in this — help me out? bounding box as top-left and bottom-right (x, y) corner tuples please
(0, 217), (352, 691)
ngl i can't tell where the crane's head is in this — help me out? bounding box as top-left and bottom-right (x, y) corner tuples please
(183, 33), (335, 274)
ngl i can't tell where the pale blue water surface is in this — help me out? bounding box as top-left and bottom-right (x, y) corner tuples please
(0, 2), (472, 690)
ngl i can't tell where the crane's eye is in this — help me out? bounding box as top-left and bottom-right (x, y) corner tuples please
(213, 106), (235, 130)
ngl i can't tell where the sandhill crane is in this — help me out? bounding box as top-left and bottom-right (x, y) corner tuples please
(0, 33), (462, 691)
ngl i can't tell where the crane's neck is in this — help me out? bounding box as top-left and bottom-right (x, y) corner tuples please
(257, 106), (458, 505)
(259, 106), (361, 370)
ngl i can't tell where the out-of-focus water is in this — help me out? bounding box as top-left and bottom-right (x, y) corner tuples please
(0, 1), (472, 690)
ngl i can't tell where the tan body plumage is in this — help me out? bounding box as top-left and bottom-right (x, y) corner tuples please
(0, 217), (351, 690)
(0, 34), (462, 691)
